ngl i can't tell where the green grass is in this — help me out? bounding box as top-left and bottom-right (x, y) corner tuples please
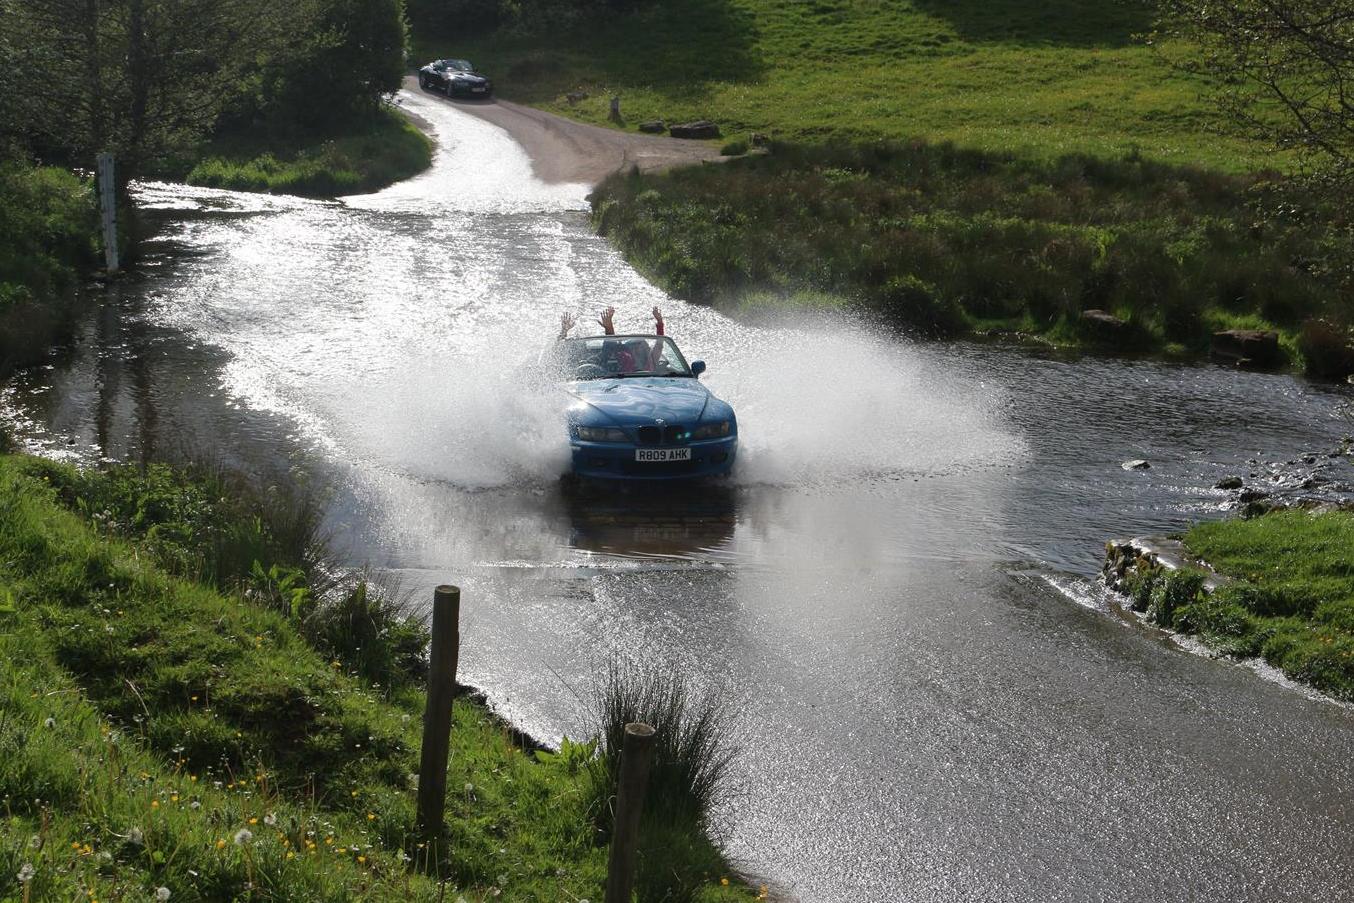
(427, 0), (1280, 171)
(183, 107), (432, 197)
(0, 161), (99, 379)
(1124, 510), (1354, 700)
(0, 453), (751, 901)
(589, 141), (1342, 355)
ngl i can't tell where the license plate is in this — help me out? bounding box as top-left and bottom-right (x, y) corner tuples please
(635, 448), (691, 462)
(472, 87), (486, 92)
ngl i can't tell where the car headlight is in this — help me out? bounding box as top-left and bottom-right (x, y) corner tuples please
(690, 420), (731, 440)
(575, 426), (628, 442)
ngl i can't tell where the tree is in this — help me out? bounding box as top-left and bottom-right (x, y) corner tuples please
(1158, 1), (1354, 210)
(0, 0), (270, 179)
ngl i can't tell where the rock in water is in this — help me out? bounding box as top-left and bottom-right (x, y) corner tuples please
(1122, 460), (1151, 470)
(1214, 476), (1244, 490)
(1210, 329), (1281, 369)
(669, 120), (722, 139)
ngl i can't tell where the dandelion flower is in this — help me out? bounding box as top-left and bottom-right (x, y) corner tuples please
(155, 888), (171, 901)
(248, 818), (257, 826)
(127, 827), (144, 845)
(150, 800), (159, 810)
(357, 856), (366, 864)
(720, 878), (730, 886)
(215, 839), (226, 850)
(233, 829), (253, 846)
(43, 717), (55, 729)
(263, 813), (277, 827)
(366, 813), (375, 821)
(17, 863), (35, 884)
(286, 851), (295, 860)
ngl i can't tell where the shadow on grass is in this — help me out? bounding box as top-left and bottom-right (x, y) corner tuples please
(911, 0), (1155, 46)
(495, 0), (764, 103)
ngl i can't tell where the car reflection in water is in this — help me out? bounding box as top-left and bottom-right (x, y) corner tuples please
(561, 479), (740, 561)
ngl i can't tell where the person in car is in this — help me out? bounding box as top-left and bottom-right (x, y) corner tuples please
(598, 306), (665, 373)
(558, 306), (666, 373)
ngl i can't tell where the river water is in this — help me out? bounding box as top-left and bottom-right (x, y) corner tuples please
(5, 91), (1354, 902)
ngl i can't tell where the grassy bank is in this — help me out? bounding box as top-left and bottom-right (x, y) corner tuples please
(0, 451), (749, 901)
(182, 107), (432, 197)
(1123, 510), (1354, 701)
(590, 142), (1346, 357)
(431, 0), (1272, 171)
(0, 162), (99, 380)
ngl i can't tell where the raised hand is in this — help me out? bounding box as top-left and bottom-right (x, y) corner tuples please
(652, 305), (664, 336)
(598, 306), (617, 335)
(559, 311), (576, 338)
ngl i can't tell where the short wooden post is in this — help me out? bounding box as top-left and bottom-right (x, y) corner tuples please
(609, 95), (621, 121)
(604, 722), (655, 903)
(417, 585), (461, 842)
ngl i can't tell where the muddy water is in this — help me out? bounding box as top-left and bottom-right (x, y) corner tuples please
(5, 91), (1354, 902)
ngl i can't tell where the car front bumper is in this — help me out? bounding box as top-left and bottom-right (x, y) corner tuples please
(570, 436), (737, 481)
(448, 82), (491, 97)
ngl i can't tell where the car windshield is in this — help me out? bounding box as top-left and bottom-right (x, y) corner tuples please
(548, 336), (693, 380)
(441, 59), (473, 71)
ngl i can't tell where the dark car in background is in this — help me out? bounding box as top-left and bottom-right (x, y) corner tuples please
(418, 59), (493, 98)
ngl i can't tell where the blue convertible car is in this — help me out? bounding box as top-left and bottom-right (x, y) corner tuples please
(549, 334), (737, 480)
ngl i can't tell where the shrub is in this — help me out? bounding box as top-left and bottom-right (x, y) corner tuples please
(1298, 317), (1354, 379)
(305, 572), (429, 689)
(1147, 568), (1207, 628)
(587, 661), (737, 902)
(872, 275), (965, 337)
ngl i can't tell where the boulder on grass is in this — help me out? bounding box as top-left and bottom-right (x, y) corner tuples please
(1211, 329), (1282, 369)
(1079, 309), (1128, 339)
(669, 120), (721, 140)
(638, 120), (665, 134)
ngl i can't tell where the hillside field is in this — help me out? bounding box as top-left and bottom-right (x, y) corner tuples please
(430, 0), (1280, 173)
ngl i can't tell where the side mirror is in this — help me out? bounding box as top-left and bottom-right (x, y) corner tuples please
(690, 360), (706, 377)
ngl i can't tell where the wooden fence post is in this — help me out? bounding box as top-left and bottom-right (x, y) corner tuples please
(417, 585), (461, 843)
(604, 722), (655, 903)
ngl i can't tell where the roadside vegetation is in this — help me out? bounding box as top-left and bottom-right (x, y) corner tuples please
(184, 107), (431, 198)
(1123, 509), (1354, 701)
(590, 142), (1348, 361)
(0, 163), (99, 379)
(0, 449), (751, 901)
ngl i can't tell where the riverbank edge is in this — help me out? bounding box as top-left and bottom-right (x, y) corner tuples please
(1102, 508), (1354, 703)
(0, 447), (754, 901)
(174, 102), (433, 199)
